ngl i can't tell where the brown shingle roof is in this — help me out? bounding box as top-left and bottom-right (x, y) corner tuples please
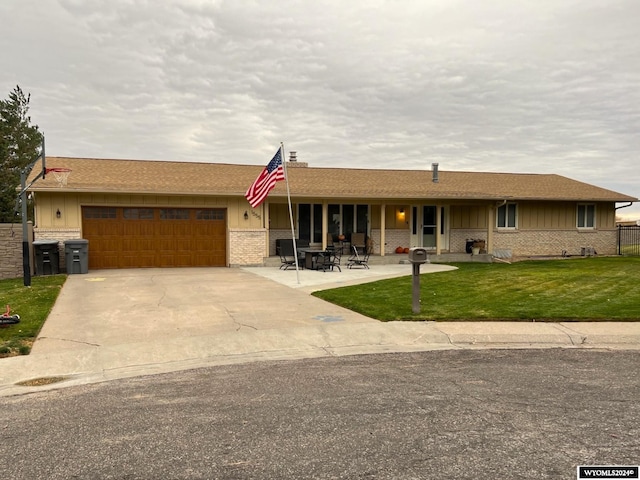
(30, 156), (637, 203)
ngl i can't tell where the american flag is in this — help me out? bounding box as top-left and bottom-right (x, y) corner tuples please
(245, 148), (286, 208)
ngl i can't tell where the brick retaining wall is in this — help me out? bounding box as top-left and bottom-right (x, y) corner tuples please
(0, 223), (33, 280)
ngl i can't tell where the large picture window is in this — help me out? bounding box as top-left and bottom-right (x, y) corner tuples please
(577, 204), (595, 229)
(298, 203), (369, 243)
(497, 203), (517, 229)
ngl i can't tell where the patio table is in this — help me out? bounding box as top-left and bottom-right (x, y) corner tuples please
(300, 249), (325, 270)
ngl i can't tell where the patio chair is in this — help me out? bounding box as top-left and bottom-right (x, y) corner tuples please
(278, 240), (298, 270)
(317, 249), (342, 272)
(331, 248), (342, 271)
(326, 233), (335, 251)
(350, 233), (365, 253)
(347, 244), (371, 269)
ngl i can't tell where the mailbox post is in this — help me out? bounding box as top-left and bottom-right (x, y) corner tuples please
(408, 247), (429, 314)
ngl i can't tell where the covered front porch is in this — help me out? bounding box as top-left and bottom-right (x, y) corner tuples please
(264, 200), (497, 259)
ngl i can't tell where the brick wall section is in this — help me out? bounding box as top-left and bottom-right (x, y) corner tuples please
(34, 228), (82, 272)
(0, 223), (33, 280)
(493, 229), (618, 256)
(380, 229), (411, 255)
(229, 229), (266, 266)
(450, 229), (486, 254)
(452, 228), (618, 256)
(369, 229), (380, 255)
(269, 229), (292, 256)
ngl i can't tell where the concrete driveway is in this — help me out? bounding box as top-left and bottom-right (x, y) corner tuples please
(31, 263), (458, 353)
(2, 264), (639, 396)
(31, 267), (398, 353)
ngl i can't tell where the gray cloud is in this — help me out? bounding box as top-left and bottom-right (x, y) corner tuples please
(1, 0), (638, 217)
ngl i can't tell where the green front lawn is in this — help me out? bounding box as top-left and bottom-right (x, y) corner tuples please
(313, 257), (640, 321)
(0, 275), (66, 357)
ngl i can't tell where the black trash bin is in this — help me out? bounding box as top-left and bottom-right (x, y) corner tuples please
(465, 239), (474, 254)
(33, 240), (60, 275)
(64, 239), (89, 274)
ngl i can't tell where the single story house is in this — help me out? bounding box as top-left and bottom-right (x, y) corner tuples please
(28, 155), (637, 270)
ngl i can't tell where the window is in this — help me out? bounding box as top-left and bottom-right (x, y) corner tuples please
(160, 208), (190, 220)
(330, 204), (368, 242)
(123, 208), (154, 220)
(83, 207), (116, 219)
(298, 203), (368, 243)
(497, 203), (517, 229)
(298, 204), (322, 243)
(577, 204), (595, 229)
(313, 204), (322, 243)
(328, 204), (341, 240)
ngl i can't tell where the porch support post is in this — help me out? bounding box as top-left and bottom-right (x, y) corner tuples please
(322, 202), (328, 250)
(487, 204), (494, 255)
(264, 201), (270, 258)
(435, 204), (442, 255)
(380, 204), (386, 256)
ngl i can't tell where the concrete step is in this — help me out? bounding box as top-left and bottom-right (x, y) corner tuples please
(264, 252), (492, 267)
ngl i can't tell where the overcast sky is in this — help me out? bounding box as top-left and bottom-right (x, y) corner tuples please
(2, 0), (639, 219)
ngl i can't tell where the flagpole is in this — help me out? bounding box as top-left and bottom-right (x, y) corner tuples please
(281, 142), (300, 284)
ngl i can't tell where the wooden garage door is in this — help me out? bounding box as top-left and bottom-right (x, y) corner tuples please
(82, 207), (227, 269)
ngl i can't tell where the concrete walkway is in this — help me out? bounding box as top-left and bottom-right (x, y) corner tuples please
(1, 265), (639, 397)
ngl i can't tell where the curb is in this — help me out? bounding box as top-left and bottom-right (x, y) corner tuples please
(2, 321), (639, 397)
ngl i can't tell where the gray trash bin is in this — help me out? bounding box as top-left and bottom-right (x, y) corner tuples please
(33, 240), (60, 275)
(64, 239), (89, 274)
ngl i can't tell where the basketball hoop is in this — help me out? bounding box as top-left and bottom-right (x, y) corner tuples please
(45, 168), (72, 187)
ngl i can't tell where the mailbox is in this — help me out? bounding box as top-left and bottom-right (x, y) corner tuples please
(408, 247), (429, 264)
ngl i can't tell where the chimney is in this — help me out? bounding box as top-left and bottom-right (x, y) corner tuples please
(286, 151), (308, 168)
(432, 163), (439, 183)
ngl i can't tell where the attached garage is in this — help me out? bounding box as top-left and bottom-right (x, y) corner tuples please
(82, 206), (227, 269)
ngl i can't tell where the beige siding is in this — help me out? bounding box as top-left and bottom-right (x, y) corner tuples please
(519, 202), (575, 229)
(516, 201), (617, 230)
(370, 204), (408, 229)
(450, 205), (488, 229)
(35, 193), (243, 231)
(371, 205), (380, 228)
(269, 203), (290, 229)
(597, 203), (616, 229)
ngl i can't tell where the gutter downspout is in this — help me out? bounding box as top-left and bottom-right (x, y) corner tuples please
(488, 200), (507, 258)
(615, 202), (634, 211)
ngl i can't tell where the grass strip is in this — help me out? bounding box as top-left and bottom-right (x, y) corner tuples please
(0, 275), (67, 356)
(313, 257), (640, 321)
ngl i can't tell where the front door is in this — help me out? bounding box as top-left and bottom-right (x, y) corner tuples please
(410, 205), (449, 250)
(422, 206), (437, 248)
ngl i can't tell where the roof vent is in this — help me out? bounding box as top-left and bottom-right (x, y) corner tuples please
(432, 163), (439, 183)
(289, 151), (297, 162)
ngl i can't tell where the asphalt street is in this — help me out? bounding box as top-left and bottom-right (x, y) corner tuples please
(1, 348), (638, 479)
